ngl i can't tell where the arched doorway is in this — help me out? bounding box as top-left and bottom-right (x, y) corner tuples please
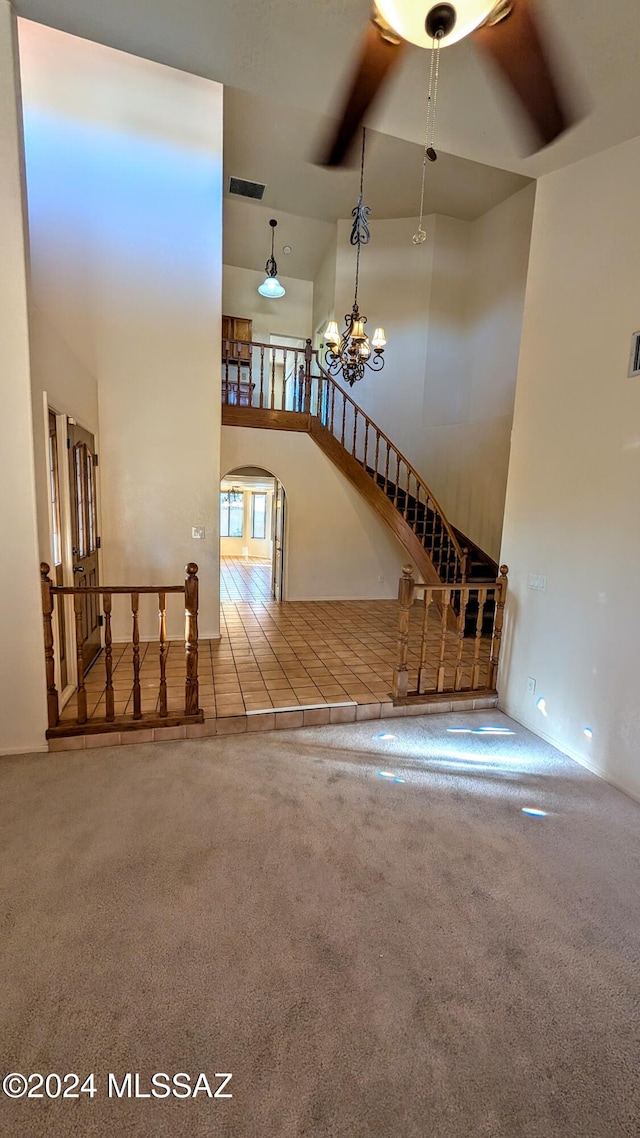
(220, 466), (286, 602)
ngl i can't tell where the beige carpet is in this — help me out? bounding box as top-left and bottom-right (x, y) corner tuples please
(1, 711), (639, 1137)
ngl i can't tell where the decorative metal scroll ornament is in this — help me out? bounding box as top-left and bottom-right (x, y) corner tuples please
(324, 129), (387, 387)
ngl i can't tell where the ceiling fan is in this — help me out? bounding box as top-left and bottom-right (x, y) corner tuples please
(320, 0), (574, 167)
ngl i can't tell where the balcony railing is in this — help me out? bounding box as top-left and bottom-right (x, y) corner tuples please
(41, 562), (203, 737)
(392, 564), (508, 702)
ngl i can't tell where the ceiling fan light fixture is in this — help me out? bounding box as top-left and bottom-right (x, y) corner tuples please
(374, 0), (497, 48)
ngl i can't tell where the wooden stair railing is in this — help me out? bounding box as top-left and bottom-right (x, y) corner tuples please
(220, 337), (500, 588)
(392, 564), (508, 703)
(310, 360), (466, 585)
(41, 562), (203, 738)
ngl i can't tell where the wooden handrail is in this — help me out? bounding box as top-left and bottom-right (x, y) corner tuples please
(41, 563), (203, 736)
(220, 336), (481, 585)
(310, 351), (466, 583)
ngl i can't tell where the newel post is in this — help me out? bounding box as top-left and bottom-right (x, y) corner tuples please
(488, 564), (508, 690)
(392, 565), (415, 700)
(303, 337), (313, 416)
(184, 563), (200, 715)
(40, 563), (59, 730)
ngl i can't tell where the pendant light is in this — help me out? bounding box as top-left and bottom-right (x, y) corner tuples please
(257, 218), (286, 299)
(324, 129), (387, 386)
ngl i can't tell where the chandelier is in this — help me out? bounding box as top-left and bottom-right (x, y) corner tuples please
(257, 218), (286, 298)
(324, 129), (387, 386)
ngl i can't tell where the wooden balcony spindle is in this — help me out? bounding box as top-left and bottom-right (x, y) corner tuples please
(131, 591), (142, 719)
(304, 338), (313, 415)
(394, 452), (401, 507)
(403, 465), (410, 521)
(454, 587), (469, 691)
(235, 343), (242, 403)
(340, 394), (347, 447)
(417, 586), (432, 694)
(184, 563), (200, 715)
(40, 563), (60, 730)
(103, 592), (115, 722)
(281, 348), (287, 411)
(248, 343), (254, 407)
(374, 431), (380, 479)
(436, 588), (451, 692)
(73, 590), (87, 724)
(363, 420), (369, 469)
(392, 565), (415, 699)
(259, 344), (265, 408)
(384, 443), (390, 493)
(158, 590), (168, 717)
(471, 588), (486, 689)
(488, 566), (508, 690)
(270, 347), (276, 409)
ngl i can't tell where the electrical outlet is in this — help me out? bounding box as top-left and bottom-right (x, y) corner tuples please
(527, 677), (536, 695)
(378, 574), (385, 583)
(192, 526), (205, 539)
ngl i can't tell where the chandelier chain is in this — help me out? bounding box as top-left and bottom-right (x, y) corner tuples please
(414, 37), (441, 245)
(324, 127), (386, 386)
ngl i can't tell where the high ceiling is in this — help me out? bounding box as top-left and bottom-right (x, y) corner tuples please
(13, 0), (640, 178)
(14, 1), (640, 281)
(224, 87), (530, 224)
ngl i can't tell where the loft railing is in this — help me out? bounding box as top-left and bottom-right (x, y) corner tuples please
(41, 562), (203, 737)
(221, 336), (466, 583)
(222, 337), (312, 412)
(392, 564), (508, 702)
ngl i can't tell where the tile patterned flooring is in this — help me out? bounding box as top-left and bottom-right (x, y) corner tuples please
(60, 557), (492, 726)
(220, 556), (272, 603)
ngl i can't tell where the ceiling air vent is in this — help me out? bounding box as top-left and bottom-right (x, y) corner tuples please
(228, 176), (266, 201)
(628, 331), (640, 377)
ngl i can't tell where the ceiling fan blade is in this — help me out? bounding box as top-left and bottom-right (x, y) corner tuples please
(472, 0), (571, 148)
(318, 21), (406, 167)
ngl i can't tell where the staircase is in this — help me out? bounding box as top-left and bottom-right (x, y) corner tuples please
(221, 336), (498, 610)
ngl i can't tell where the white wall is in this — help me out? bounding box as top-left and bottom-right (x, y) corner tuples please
(221, 427), (411, 600)
(422, 188), (535, 558)
(0, 1), (48, 754)
(499, 135), (640, 801)
(223, 264), (313, 344)
(312, 230), (338, 345)
(329, 196), (534, 561)
(19, 21), (224, 641)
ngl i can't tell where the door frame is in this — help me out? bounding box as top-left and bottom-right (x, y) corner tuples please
(271, 478), (287, 602)
(220, 467), (286, 601)
(42, 398), (102, 704)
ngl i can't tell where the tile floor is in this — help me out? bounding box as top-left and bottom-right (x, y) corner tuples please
(219, 556), (272, 603)
(60, 558), (492, 725)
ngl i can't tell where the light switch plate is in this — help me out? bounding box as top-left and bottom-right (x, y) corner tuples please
(192, 526), (205, 540)
(528, 573), (547, 591)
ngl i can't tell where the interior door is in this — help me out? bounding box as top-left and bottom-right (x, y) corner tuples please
(272, 480), (286, 601)
(68, 422), (101, 673)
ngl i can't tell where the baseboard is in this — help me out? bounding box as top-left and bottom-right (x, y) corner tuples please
(498, 701), (640, 806)
(0, 744), (49, 757)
